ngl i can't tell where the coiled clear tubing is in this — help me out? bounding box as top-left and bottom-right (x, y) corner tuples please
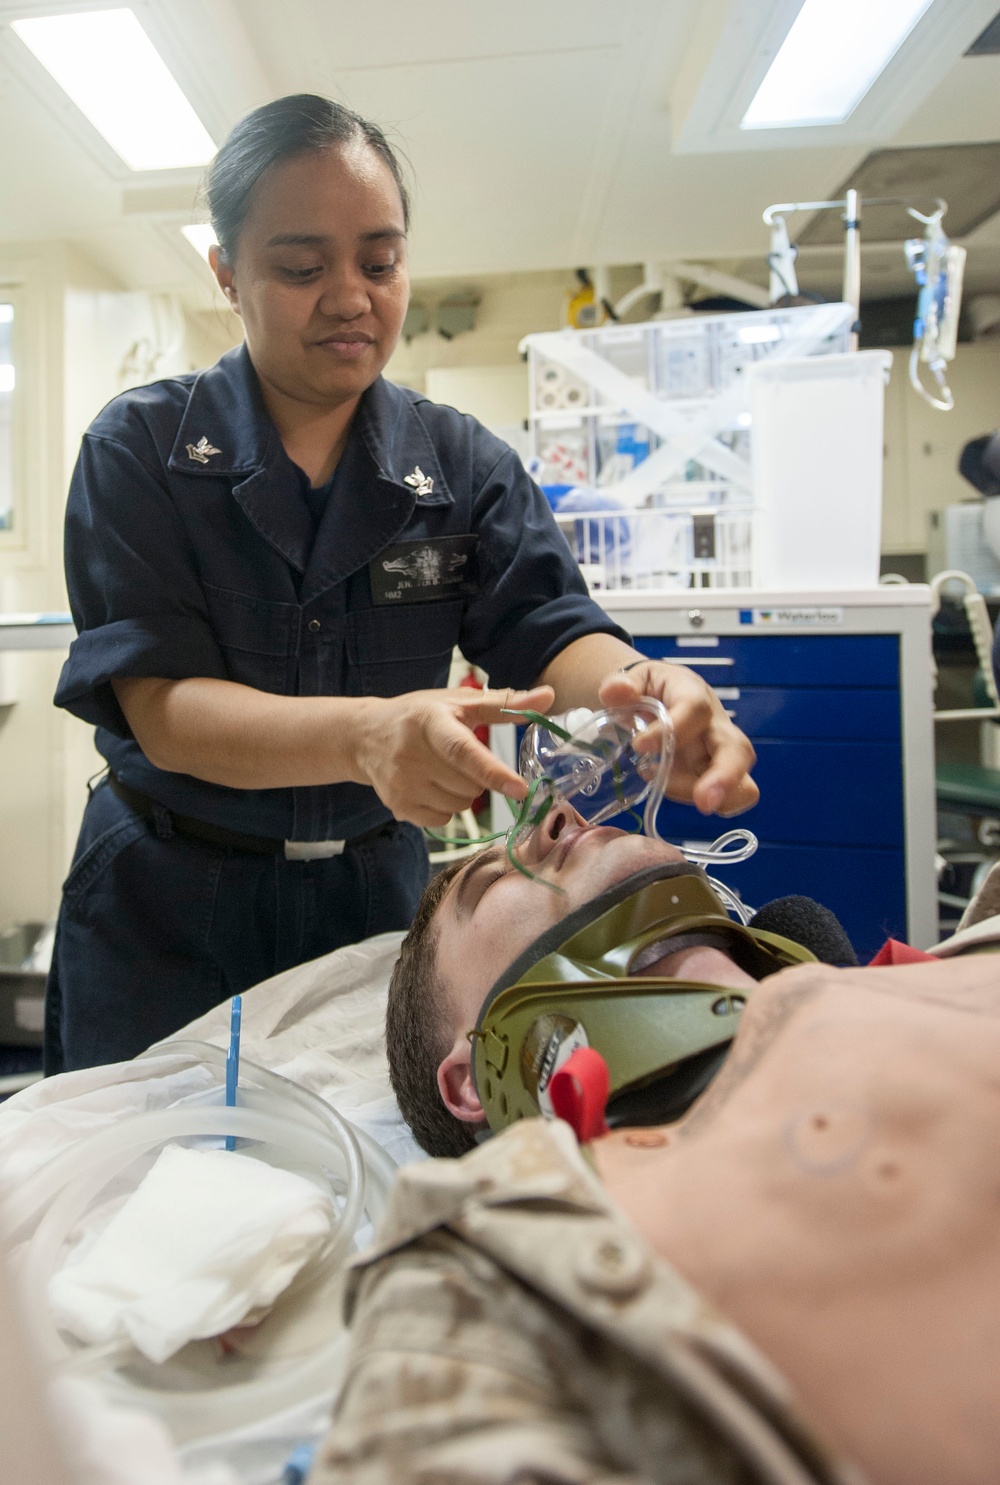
(518, 698), (757, 923)
(11, 1046), (395, 1444)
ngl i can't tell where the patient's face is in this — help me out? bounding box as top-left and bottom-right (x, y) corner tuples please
(434, 804), (750, 1038)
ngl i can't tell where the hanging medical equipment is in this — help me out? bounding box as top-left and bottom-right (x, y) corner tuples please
(928, 569), (1000, 723)
(762, 192), (966, 411)
(763, 190), (861, 341)
(566, 268), (616, 330)
(904, 205), (966, 411)
(766, 213), (800, 303)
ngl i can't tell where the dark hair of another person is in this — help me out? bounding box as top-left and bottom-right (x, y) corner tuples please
(386, 859), (483, 1160)
(205, 93), (411, 262)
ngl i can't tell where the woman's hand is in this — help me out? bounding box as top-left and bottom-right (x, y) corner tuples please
(112, 675), (553, 817)
(599, 661), (758, 817)
(352, 685), (555, 827)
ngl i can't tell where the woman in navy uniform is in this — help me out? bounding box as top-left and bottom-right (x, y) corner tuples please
(50, 95), (757, 1072)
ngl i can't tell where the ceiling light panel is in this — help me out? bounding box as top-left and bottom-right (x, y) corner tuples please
(181, 224), (217, 262)
(672, 0), (999, 153)
(742, 0), (936, 128)
(11, 8), (216, 171)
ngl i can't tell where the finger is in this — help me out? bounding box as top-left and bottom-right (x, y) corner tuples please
(426, 711), (528, 800)
(405, 802), (469, 829)
(717, 776), (760, 817)
(422, 781), (483, 817)
(511, 683), (555, 712)
(455, 685), (555, 725)
(660, 690), (713, 746)
(632, 719), (673, 758)
(389, 774), (491, 827)
(690, 734), (758, 816)
(598, 672), (643, 708)
(690, 771), (758, 816)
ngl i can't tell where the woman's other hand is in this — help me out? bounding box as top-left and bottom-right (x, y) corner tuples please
(599, 662), (758, 817)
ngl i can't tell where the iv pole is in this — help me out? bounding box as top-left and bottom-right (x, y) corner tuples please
(762, 192), (953, 366)
(763, 191), (862, 349)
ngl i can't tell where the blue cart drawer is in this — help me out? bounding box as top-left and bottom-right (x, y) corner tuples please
(636, 634), (899, 688)
(705, 842), (906, 963)
(655, 739), (904, 848)
(724, 687), (901, 741)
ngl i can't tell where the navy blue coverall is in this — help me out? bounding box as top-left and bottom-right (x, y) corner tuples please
(51, 344), (625, 1070)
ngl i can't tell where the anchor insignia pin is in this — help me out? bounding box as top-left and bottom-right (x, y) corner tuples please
(404, 465), (434, 498)
(186, 436), (221, 465)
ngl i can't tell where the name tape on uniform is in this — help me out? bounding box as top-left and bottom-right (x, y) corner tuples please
(370, 535), (478, 605)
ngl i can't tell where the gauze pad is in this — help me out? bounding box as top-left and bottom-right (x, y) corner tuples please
(49, 1144), (332, 1363)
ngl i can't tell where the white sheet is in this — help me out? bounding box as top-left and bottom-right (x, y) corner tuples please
(0, 929), (424, 1485)
(0, 930), (424, 1226)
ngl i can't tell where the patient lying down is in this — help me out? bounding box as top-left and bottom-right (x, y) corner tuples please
(311, 811), (1000, 1485)
(386, 800), (835, 1157)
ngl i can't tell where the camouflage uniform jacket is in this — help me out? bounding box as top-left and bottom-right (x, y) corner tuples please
(312, 1118), (860, 1485)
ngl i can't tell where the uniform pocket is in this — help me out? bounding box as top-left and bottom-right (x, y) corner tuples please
(346, 600), (463, 697)
(62, 812), (149, 906)
(202, 583), (300, 694)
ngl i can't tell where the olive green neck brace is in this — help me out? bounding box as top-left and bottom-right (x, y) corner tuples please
(470, 862), (816, 1134)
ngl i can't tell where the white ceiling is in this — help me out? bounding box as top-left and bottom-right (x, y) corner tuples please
(0, 0), (998, 308)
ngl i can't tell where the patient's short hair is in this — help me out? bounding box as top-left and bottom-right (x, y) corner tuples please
(386, 859), (482, 1159)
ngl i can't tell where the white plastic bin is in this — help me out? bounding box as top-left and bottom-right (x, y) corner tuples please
(749, 350), (893, 590)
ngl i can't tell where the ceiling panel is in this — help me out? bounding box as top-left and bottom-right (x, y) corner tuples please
(594, 140), (863, 263)
(74, 219), (209, 296)
(236, 0), (627, 77)
(0, 0), (996, 306)
(334, 46), (622, 277)
(798, 143), (1000, 245)
(892, 54), (1000, 146)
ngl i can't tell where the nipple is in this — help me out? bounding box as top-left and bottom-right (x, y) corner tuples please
(624, 1129), (670, 1149)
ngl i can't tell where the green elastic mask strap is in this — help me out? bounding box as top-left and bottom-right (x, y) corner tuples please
(470, 862), (815, 1133)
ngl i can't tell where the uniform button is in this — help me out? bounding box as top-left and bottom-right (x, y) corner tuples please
(308, 619), (321, 633)
(575, 1235), (651, 1300)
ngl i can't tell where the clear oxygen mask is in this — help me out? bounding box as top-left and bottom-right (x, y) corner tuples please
(509, 699), (757, 920)
(515, 698), (671, 839)
(431, 696), (757, 920)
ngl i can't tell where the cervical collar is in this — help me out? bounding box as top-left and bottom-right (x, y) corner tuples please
(470, 862), (815, 1135)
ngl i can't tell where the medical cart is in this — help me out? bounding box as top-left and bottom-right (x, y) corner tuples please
(602, 588), (936, 961)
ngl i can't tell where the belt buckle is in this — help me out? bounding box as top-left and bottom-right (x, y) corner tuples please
(284, 839), (346, 862)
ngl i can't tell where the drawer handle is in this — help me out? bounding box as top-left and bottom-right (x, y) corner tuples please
(671, 657), (735, 667)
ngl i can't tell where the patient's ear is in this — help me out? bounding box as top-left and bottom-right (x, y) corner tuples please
(438, 1036), (485, 1123)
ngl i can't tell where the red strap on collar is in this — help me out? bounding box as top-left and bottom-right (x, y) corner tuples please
(868, 938), (937, 966)
(548, 1047), (611, 1142)
(549, 940), (940, 1140)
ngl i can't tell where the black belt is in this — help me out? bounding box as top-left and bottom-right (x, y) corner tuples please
(107, 774), (385, 857)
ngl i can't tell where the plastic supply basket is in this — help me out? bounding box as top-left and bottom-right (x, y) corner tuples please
(523, 302), (854, 592)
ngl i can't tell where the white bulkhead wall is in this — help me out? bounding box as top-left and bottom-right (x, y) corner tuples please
(0, 244), (202, 931)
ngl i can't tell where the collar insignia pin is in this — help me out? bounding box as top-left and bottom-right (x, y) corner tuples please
(404, 465), (434, 498)
(186, 435), (221, 465)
